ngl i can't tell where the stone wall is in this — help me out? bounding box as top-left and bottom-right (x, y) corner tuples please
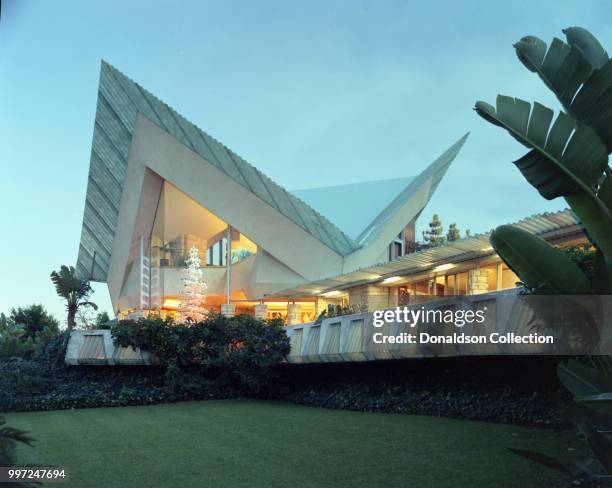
(468, 269), (489, 295)
(348, 285), (392, 313)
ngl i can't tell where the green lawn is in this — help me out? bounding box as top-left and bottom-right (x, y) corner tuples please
(7, 400), (576, 487)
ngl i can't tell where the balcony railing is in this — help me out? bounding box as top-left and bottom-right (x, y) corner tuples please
(65, 289), (611, 365)
(153, 247), (254, 268)
(285, 289), (611, 362)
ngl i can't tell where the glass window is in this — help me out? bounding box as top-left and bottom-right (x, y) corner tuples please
(481, 264), (498, 291)
(414, 280), (430, 295)
(434, 276), (445, 296)
(446, 275), (456, 295)
(145, 181), (260, 315)
(501, 265), (520, 289)
(456, 272), (468, 294)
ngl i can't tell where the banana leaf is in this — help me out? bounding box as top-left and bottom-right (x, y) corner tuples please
(577, 392), (612, 404)
(490, 225), (592, 294)
(567, 193), (612, 257)
(475, 97), (608, 198)
(572, 414), (612, 474)
(576, 392), (612, 418)
(475, 96), (612, 254)
(571, 60), (612, 153)
(514, 32), (612, 152)
(514, 36), (591, 117)
(593, 249), (612, 294)
(564, 26), (610, 70)
(558, 360), (612, 397)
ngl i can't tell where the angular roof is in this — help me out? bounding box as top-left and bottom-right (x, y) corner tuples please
(355, 134), (468, 246)
(76, 62), (467, 282)
(291, 177), (414, 239)
(76, 61), (360, 280)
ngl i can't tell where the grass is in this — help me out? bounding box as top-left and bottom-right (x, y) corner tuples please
(7, 400), (577, 488)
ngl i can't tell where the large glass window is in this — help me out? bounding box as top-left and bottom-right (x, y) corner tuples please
(456, 272), (468, 294)
(501, 264), (520, 289)
(151, 182), (257, 269)
(434, 276), (446, 296)
(446, 275), (456, 295)
(480, 264), (499, 291)
(148, 182), (258, 311)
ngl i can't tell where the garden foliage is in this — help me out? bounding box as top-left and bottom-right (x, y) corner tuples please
(475, 25), (612, 482)
(112, 314), (291, 394)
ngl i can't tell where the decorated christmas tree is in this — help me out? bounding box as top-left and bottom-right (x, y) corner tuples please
(177, 245), (208, 323)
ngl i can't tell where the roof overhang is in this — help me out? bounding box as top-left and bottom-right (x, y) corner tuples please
(271, 209), (584, 298)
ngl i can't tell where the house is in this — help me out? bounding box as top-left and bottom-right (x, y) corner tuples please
(71, 62), (593, 365)
(76, 61), (470, 322)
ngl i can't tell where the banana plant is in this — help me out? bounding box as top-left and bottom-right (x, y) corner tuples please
(475, 26), (612, 481)
(475, 26), (612, 294)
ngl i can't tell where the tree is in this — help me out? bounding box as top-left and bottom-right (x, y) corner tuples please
(0, 314), (33, 359)
(0, 310), (59, 359)
(95, 311), (111, 328)
(446, 223), (461, 241)
(422, 214), (446, 246)
(50, 265), (97, 332)
(177, 246), (208, 322)
(475, 26), (612, 479)
(0, 415), (34, 467)
(465, 229), (472, 238)
(9, 304), (59, 340)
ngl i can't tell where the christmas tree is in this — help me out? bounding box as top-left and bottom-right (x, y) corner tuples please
(178, 245), (208, 323)
(446, 223), (461, 241)
(422, 214), (446, 247)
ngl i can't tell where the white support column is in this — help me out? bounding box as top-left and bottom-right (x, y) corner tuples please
(254, 303), (268, 320)
(140, 235), (150, 312)
(222, 226), (236, 317)
(226, 225), (232, 304)
(287, 302), (299, 325)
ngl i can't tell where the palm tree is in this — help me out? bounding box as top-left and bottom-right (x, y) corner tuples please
(0, 415), (34, 465)
(50, 265), (98, 332)
(0, 416), (38, 488)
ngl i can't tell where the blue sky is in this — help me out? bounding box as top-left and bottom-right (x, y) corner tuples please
(1, 0), (610, 324)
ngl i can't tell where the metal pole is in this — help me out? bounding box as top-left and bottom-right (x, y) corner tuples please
(226, 226), (232, 305)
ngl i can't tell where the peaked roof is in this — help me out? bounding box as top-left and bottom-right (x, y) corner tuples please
(77, 61), (360, 280)
(355, 134), (468, 246)
(291, 177), (414, 239)
(77, 62), (467, 282)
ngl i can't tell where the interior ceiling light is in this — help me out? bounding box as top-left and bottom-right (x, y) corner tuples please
(382, 276), (402, 284)
(433, 263), (455, 272)
(321, 290), (342, 297)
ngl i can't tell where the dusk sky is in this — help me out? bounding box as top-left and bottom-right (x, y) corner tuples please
(1, 1), (610, 324)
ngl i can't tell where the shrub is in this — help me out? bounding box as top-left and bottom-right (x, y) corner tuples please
(0, 309), (61, 360)
(8, 305), (59, 341)
(112, 314), (290, 394)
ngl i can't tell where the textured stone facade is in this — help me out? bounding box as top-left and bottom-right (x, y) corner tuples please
(348, 285), (392, 313)
(468, 269), (489, 295)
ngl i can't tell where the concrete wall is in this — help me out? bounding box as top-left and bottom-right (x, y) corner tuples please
(284, 290), (612, 362)
(66, 291), (612, 366)
(65, 330), (154, 366)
